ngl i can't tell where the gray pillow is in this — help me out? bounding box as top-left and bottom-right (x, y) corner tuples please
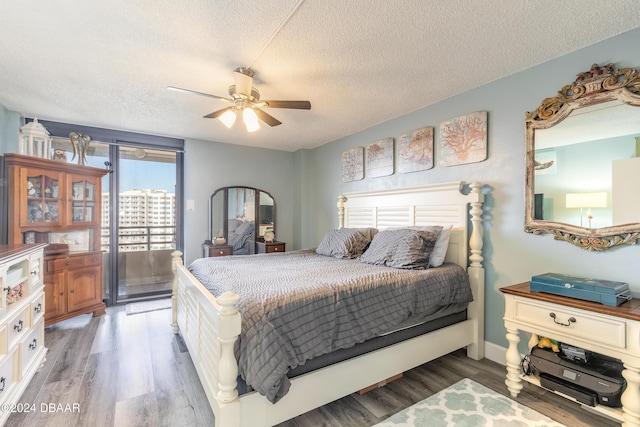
(316, 228), (376, 259)
(234, 220), (254, 236)
(228, 218), (243, 233)
(428, 225), (452, 267)
(360, 226), (442, 269)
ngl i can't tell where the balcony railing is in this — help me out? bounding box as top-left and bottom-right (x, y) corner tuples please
(101, 225), (175, 252)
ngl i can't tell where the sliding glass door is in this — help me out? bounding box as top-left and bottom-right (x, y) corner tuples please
(114, 146), (177, 302)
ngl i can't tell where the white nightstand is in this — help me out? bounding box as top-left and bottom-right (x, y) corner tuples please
(501, 282), (640, 427)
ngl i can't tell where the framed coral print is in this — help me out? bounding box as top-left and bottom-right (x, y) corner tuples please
(366, 138), (394, 178)
(439, 111), (488, 166)
(342, 147), (364, 182)
(397, 127), (434, 173)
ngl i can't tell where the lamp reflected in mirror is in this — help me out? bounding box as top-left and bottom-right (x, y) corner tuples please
(565, 192), (608, 228)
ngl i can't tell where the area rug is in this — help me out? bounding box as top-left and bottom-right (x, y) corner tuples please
(373, 378), (565, 427)
(125, 298), (172, 315)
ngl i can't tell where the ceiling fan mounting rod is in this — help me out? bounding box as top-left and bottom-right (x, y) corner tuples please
(234, 67), (254, 78)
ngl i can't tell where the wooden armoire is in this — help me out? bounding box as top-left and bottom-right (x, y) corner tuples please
(4, 153), (109, 326)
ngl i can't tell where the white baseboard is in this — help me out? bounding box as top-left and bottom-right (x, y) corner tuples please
(483, 341), (507, 366)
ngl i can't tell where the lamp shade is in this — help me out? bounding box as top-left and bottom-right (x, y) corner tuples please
(565, 192), (608, 208)
(219, 109), (237, 128)
(243, 108), (260, 132)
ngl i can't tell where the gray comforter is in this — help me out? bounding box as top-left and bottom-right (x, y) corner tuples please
(188, 249), (472, 403)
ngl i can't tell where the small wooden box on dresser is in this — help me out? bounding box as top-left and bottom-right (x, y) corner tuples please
(0, 243), (48, 426)
(501, 282), (640, 427)
(3, 153), (109, 327)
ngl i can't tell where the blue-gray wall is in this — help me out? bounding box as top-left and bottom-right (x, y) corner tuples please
(0, 105), (20, 154)
(183, 138), (295, 263)
(302, 28), (640, 355)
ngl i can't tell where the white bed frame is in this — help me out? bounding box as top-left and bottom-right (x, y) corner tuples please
(171, 181), (485, 427)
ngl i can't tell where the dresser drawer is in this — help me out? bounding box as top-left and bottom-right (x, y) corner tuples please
(20, 319), (44, 376)
(0, 349), (17, 403)
(265, 243), (285, 253)
(209, 246), (233, 257)
(52, 256), (85, 270)
(513, 298), (626, 349)
(257, 242), (286, 253)
(31, 293), (45, 324)
(7, 306), (30, 349)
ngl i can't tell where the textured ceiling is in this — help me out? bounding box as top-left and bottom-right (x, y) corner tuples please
(1, 1), (639, 152)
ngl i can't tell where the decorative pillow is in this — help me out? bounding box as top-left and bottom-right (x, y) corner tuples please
(360, 226), (442, 269)
(228, 218), (243, 233)
(316, 228), (376, 259)
(428, 224), (452, 268)
(234, 220), (254, 236)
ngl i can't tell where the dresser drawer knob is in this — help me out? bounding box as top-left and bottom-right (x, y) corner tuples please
(549, 312), (576, 327)
(34, 303), (42, 313)
(0, 377), (5, 392)
(14, 320), (23, 332)
(29, 338), (38, 350)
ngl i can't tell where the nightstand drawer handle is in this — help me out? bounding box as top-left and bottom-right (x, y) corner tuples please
(14, 320), (23, 332)
(0, 377), (5, 392)
(29, 338), (37, 350)
(34, 303), (42, 313)
(549, 312), (576, 326)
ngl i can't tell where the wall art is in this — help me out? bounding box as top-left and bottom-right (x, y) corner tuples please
(439, 111), (488, 166)
(342, 146), (364, 182)
(397, 126), (434, 173)
(366, 138), (394, 178)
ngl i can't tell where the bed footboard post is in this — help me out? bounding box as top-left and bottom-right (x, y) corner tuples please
(467, 182), (485, 360)
(337, 194), (346, 229)
(171, 250), (183, 334)
(216, 292), (242, 405)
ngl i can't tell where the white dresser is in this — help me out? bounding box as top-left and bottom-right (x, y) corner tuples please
(501, 282), (640, 427)
(0, 244), (47, 426)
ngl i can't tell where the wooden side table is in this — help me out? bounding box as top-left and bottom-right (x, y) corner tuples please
(202, 241), (233, 257)
(256, 241), (285, 254)
(500, 282), (640, 426)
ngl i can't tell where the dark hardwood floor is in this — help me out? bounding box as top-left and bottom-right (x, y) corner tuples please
(5, 302), (620, 427)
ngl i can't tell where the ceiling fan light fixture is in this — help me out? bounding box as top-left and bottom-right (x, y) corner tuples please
(219, 109), (237, 128)
(243, 107), (260, 132)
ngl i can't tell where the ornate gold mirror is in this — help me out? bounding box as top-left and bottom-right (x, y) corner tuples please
(525, 63), (640, 250)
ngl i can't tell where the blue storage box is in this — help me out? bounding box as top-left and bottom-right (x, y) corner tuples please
(530, 273), (632, 306)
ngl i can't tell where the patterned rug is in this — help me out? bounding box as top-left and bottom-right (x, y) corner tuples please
(374, 378), (565, 427)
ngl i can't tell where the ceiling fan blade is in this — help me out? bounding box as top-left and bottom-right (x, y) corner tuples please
(253, 108), (282, 127)
(167, 86), (230, 102)
(262, 100), (311, 110)
(203, 107), (233, 119)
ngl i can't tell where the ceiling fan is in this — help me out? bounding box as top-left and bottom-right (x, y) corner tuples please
(168, 67), (311, 132)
